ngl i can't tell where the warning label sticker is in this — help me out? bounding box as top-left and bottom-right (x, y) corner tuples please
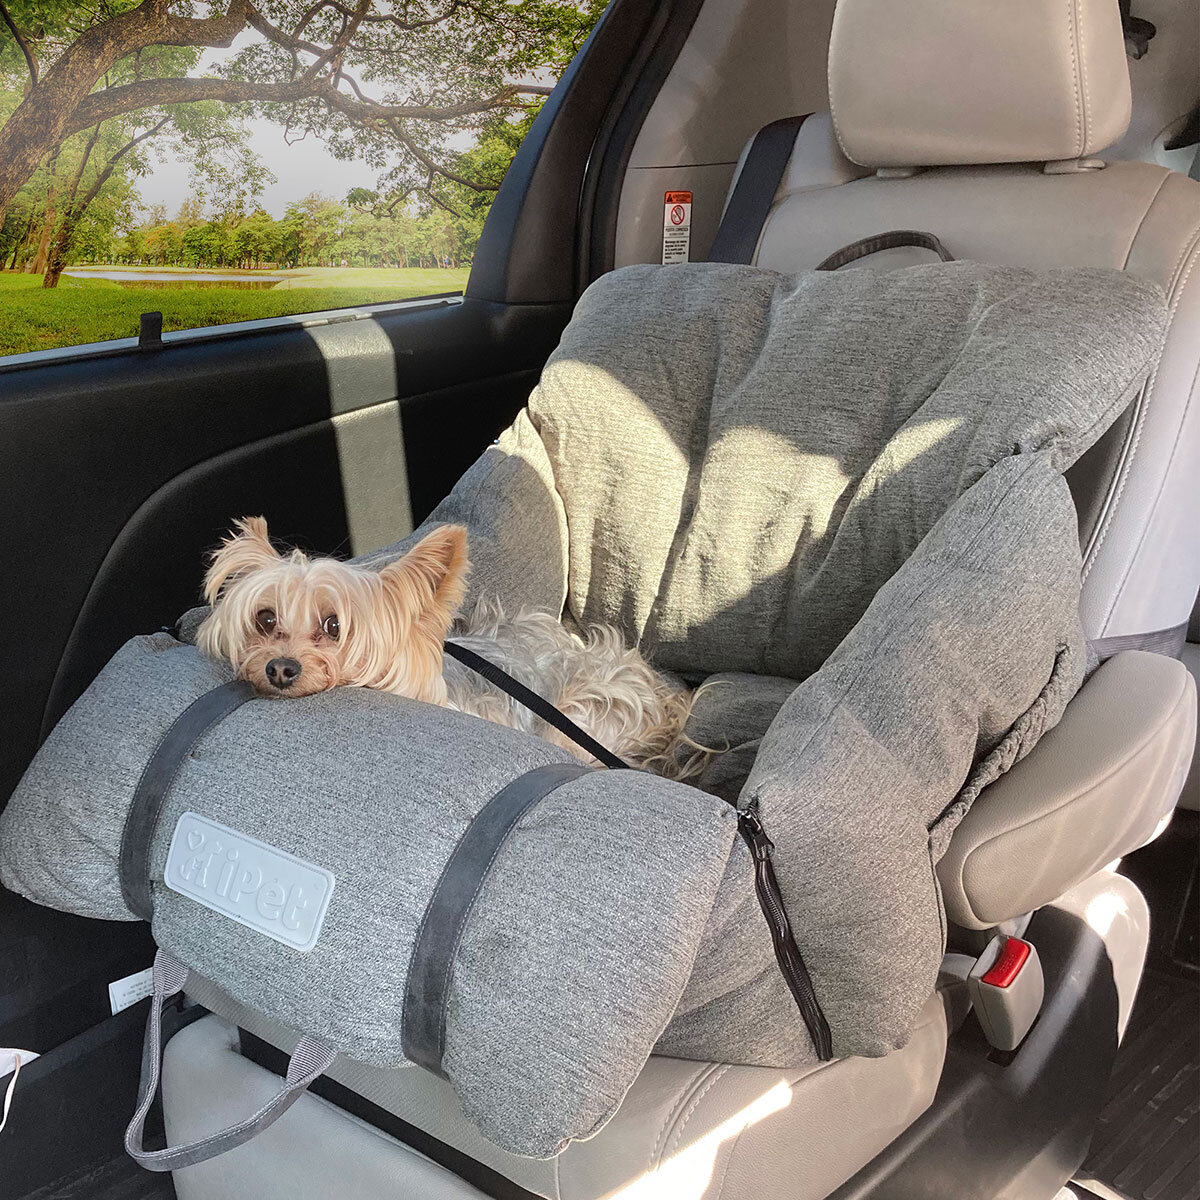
(662, 190), (692, 265)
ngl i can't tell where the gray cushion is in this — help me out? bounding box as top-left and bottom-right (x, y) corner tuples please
(399, 262), (1162, 683)
(0, 633), (737, 1156)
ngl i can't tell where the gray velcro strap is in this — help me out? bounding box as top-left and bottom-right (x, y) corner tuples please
(1088, 621), (1188, 662)
(125, 949), (335, 1172)
(118, 679), (256, 921)
(402, 760), (592, 1075)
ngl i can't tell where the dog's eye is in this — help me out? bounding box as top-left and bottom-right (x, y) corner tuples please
(254, 609), (277, 634)
(321, 614), (340, 641)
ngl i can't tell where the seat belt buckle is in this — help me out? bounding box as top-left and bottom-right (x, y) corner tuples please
(966, 935), (1044, 1052)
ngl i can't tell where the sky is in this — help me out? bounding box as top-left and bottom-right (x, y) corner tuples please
(134, 34), (382, 219)
(136, 115), (381, 219)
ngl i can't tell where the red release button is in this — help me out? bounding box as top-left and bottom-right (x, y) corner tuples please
(981, 937), (1032, 989)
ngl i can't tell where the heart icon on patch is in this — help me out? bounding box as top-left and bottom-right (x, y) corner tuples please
(186, 829), (205, 851)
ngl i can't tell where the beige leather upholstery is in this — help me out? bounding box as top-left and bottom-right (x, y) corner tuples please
(1051, 869), (1151, 1038)
(938, 651), (1197, 929)
(828, 0), (1132, 167)
(175, 977), (949, 1200)
(167, 1016), (491, 1200)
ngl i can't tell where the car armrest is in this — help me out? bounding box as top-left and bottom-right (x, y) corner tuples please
(938, 650), (1197, 930)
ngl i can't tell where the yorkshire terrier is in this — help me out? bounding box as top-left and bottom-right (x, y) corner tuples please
(196, 517), (709, 780)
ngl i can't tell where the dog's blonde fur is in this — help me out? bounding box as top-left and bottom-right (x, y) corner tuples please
(197, 518), (709, 779)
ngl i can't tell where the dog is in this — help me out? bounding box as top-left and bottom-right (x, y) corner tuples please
(196, 517), (709, 780)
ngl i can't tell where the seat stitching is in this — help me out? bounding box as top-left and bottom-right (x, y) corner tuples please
(665, 1064), (730, 1160)
(1103, 241), (1200, 623)
(1084, 198), (1195, 580)
(1119, 172), (1171, 270)
(1083, 220), (1200, 619)
(1077, 0), (1091, 152)
(712, 1135), (740, 1200)
(1084, 210), (1200, 579)
(827, 16), (851, 162)
(649, 1063), (714, 1172)
(1067, 0), (1085, 158)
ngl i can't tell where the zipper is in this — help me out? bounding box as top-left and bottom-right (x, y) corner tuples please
(737, 800), (834, 1061)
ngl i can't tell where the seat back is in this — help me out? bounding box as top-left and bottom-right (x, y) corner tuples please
(728, 0), (1200, 654)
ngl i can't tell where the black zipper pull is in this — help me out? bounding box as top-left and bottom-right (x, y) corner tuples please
(738, 800), (834, 1061)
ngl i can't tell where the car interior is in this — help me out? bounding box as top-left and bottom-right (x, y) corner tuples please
(1, 0), (1198, 1198)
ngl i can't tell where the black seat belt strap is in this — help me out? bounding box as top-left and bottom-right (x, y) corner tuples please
(707, 114), (811, 264)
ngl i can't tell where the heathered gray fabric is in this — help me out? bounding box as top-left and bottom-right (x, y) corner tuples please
(369, 263), (1161, 681)
(0, 637), (737, 1156)
(0, 261), (1168, 1150)
(660, 454), (1090, 1064)
(359, 261), (1165, 1066)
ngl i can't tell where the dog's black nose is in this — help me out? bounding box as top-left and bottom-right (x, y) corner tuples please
(265, 657), (302, 690)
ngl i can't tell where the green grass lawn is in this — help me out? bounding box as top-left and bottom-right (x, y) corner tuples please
(0, 266), (471, 358)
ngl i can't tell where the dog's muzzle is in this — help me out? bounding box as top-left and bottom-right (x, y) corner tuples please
(265, 658), (302, 690)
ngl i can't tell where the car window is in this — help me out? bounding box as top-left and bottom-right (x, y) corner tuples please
(0, 0), (605, 359)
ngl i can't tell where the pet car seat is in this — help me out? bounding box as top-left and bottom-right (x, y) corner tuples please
(1, 254), (1191, 1183)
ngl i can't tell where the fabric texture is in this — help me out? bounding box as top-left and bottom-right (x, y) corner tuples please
(0, 260), (1166, 1155)
(364, 260), (1165, 1065)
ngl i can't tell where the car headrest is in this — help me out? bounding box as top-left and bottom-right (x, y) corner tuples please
(827, 0), (1132, 169)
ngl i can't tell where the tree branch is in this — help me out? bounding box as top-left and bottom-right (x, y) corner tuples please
(76, 114), (172, 214)
(63, 123), (102, 211)
(388, 120), (501, 192)
(0, 0), (39, 83)
(68, 72), (541, 136)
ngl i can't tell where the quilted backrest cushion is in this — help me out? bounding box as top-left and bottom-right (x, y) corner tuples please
(525, 262), (1164, 678)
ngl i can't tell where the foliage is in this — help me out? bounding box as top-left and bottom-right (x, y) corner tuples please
(0, 0), (603, 323)
(92, 189), (476, 270)
(0, 0), (605, 215)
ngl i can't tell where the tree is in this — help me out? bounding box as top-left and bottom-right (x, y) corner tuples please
(0, 0), (600, 217)
(41, 113), (172, 284)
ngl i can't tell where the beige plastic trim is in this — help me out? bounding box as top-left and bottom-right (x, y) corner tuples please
(938, 651), (1197, 930)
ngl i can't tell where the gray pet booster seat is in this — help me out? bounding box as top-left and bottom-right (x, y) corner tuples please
(0, 260), (1167, 1163)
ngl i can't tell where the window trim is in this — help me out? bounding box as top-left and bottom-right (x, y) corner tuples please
(0, 292), (464, 376)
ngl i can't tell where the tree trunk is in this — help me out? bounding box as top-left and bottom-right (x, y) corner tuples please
(9, 210), (36, 269)
(0, 0), (251, 214)
(43, 209), (76, 287)
(44, 118), (165, 287)
(43, 124), (99, 288)
(29, 150), (60, 275)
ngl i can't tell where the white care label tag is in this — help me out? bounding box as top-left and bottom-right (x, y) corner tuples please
(662, 190), (692, 264)
(108, 967), (154, 1015)
(165, 812), (334, 953)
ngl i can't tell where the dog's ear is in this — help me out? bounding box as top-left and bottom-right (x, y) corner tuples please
(203, 516), (281, 604)
(378, 525), (470, 637)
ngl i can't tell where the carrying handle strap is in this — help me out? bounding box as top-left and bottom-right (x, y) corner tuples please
(125, 949), (336, 1173)
(815, 230), (955, 272)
